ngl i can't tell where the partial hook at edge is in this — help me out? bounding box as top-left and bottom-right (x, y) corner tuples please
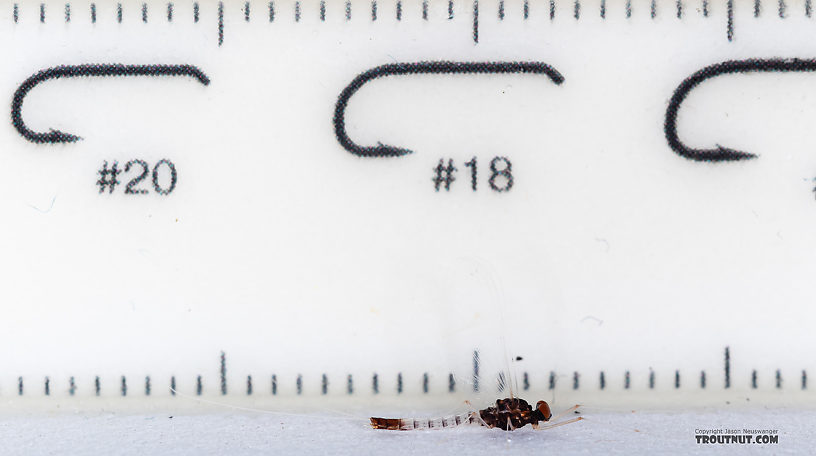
(665, 58), (816, 162)
(334, 61), (565, 158)
(12, 64), (210, 144)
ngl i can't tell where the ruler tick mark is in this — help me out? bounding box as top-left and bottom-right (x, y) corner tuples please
(473, 0), (478, 44)
(626, 0), (632, 18)
(40, 3), (45, 23)
(13, 3), (18, 23)
(193, 2), (199, 22)
(624, 370), (630, 389)
(396, 0), (402, 20)
(346, 1), (351, 20)
(220, 351), (227, 395)
(599, 371), (606, 389)
(422, 0), (428, 20)
(145, 376), (151, 396)
(523, 372), (529, 391)
(524, 0), (529, 19)
(397, 372), (403, 394)
(755, 0), (761, 17)
(347, 374), (353, 394)
(675, 370), (680, 389)
(117, 3), (122, 23)
(268, 1), (274, 22)
(320, 1), (325, 21)
(573, 372), (580, 390)
(372, 0), (377, 21)
(91, 3), (96, 23)
(550, 0), (555, 20)
(779, 0), (786, 17)
(69, 376), (76, 396)
(95, 376), (100, 396)
(244, 1), (250, 21)
(651, 0), (657, 18)
(776, 369), (782, 389)
(448, 0), (454, 19)
(498, 0), (504, 20)
(601, 0), (606, 18)
(372, 373), (379, 394)
(473, 350), (480, 392)
(121, 376), (127, 396)
(170, 376), (176, 396)
(574, 0), (580, 19)
(803, 370), (808, 390)
(168, 2), (173, 22)
(142, 3), (147, 23)
(423, 372), (429, 393)
(549, 371), (556, 390)
(271, 374), (277, 395)
(44, 376), (50, 396)
(702, 0), (709, 17)
(247, 375), (252, 395)
(196, 375), (202, 395)
(752, 369), (758, 388)
(676, 0), (682, 18)
(700, 371), (706, 389)
(65, 3), (70, 22)
(448, 373), (455, 392)
(296, 374), (303, 395)
(295, 1), (300, 22)
(322, 374), (328, 395)
(727, 0), (734, 41)
(218, 2), (224, 46)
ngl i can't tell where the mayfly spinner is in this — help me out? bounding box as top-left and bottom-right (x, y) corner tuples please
(370, 399), (582, 431)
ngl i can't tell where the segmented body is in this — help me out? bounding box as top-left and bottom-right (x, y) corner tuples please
(370, 397), (549, 431)
(370, 412), (479, 430)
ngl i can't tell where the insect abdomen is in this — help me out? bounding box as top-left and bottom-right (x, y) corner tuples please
(370, 413), (477, 430)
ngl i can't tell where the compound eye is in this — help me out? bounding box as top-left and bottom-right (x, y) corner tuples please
(536, 401), (552, 420)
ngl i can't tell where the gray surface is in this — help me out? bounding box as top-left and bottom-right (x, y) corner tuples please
(0, 408), (808, 455)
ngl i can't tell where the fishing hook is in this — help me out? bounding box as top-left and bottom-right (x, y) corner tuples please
(665, 58), (816, 162)
(334, 61), (565, 158)
(12, 63), (210, 144)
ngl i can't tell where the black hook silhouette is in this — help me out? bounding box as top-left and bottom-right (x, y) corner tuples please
(665, 58), (816, 162)
(12, 64), (210, 144)
(334, 61), (565, 158)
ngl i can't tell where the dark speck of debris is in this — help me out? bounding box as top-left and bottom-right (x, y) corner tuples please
(515, 356), (523, 361)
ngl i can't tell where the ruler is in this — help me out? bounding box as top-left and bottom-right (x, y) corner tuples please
(2, 0), (816, 407)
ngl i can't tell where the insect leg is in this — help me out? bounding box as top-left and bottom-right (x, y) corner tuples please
(546, 404), (581, 423)
(536, 416), (584, 430)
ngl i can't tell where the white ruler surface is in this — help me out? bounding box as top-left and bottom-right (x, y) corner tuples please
(1, 0), (815, 407)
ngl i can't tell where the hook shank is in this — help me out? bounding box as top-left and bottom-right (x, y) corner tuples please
(665, 58), (816, 162)
(11, 63), (210, 144)
(334, 61), (565, 158)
